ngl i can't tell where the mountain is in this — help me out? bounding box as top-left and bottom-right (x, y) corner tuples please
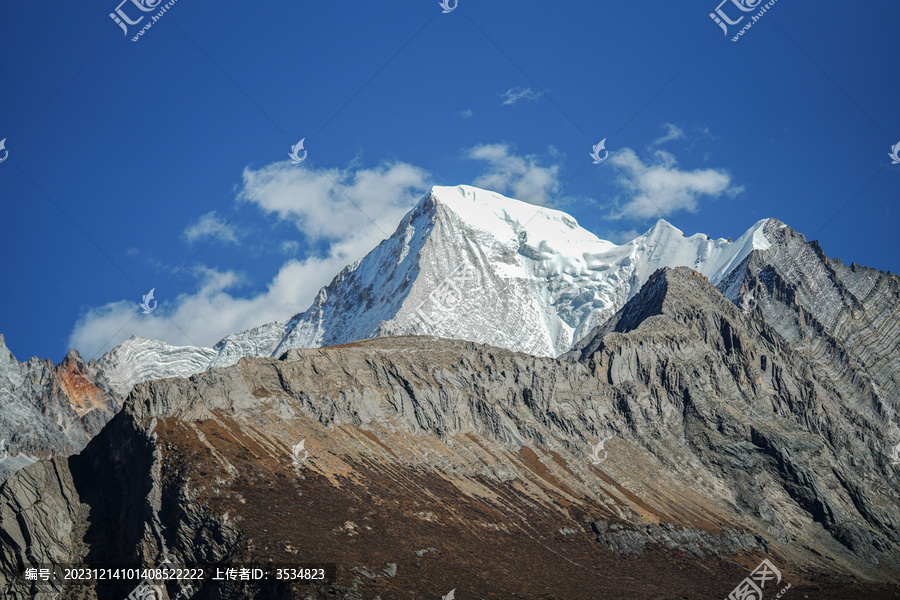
(95, 336), (216, 397)
(0, 335), (121, 483)
(96, 185), (771, 394)
(3, 185), (894, 490)
(2, 268), (897, 599)
(715, 218), (900, 415)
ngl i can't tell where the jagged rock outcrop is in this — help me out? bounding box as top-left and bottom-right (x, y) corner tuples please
(570, 268), (900, 568)
(0, 336), (121, 484)
(1, 268), (898, 599)
(717, 219), (900, 411)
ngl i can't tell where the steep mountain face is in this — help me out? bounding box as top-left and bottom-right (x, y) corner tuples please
(716, 218), (900, 414)
(94, 185), (771, 395)
(0, 335), (121, 483)
(569, 268), (900, 569)
(2, 268), (897, 599)
(276, 185), (767, 357)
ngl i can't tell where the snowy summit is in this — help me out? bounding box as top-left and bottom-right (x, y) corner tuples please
(99, 185), (773, 394)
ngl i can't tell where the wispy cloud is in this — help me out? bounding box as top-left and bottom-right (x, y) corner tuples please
(501, 87), (544, 106)
(458, 109), (473, 119)
(609, 148), (742, 220)
(651, 123), (716, 152)
(182, 211), (241, 245)
(467, 143), (560, 206)
(280, 240), (300, 255)
(652, 123), (685, 146)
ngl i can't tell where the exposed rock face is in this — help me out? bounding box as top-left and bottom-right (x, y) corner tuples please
(569, 268), (900, 570)
(56, 350), (121, 437)
(1, 268), (897, 599)
(0, 336), (121, 483)
(717, 219), (900, 410)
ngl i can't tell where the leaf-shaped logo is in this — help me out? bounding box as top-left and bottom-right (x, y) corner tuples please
(438, 0), (457, 14)
(741, 291), (756, 314)
(889, 141), (900, 165)
(289, 138), (307, 164)
(590, 138), (609, 164)
(140, 287), (158, 314)
(590, 436), (611, 465)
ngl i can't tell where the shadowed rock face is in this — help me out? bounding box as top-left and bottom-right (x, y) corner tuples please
(1, 267), (898, 600)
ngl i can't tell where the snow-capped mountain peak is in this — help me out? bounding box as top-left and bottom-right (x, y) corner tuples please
(94, 185), (775, 394)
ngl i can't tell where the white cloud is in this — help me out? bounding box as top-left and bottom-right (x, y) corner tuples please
(609, 148), (742, 220)
(240, 161), (428, 240)
(280, 240), (300, 255)
(501, 87), (544, 106)
(182, 211), (240, 245)
(68, 160), (430, 358)
(652, 123), (685, 146)
(467, 143), (560, 206)
(458, 109), (473, 119)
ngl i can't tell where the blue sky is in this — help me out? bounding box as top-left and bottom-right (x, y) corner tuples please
(1, 0), (898, 362)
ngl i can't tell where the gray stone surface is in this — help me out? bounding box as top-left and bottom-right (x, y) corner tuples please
(0, 336), (121, 484)
(1, 268), (898, 599)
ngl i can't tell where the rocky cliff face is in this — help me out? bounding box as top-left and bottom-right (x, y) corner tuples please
(717, 218), (900, 413)
(570, 267), (900, 571)
(0, 335), (121, 484)
(1, 268), (897, 599)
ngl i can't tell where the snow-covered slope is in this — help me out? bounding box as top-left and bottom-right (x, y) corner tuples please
(95, 336), (217, 396)
(96, 184), (773, 393)
(270, 185), (770, 357)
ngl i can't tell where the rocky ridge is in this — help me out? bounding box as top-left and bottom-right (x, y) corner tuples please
(1, 268), (897, 599)
(0, 335), (121, 484)
(717, 218), (900, 412)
